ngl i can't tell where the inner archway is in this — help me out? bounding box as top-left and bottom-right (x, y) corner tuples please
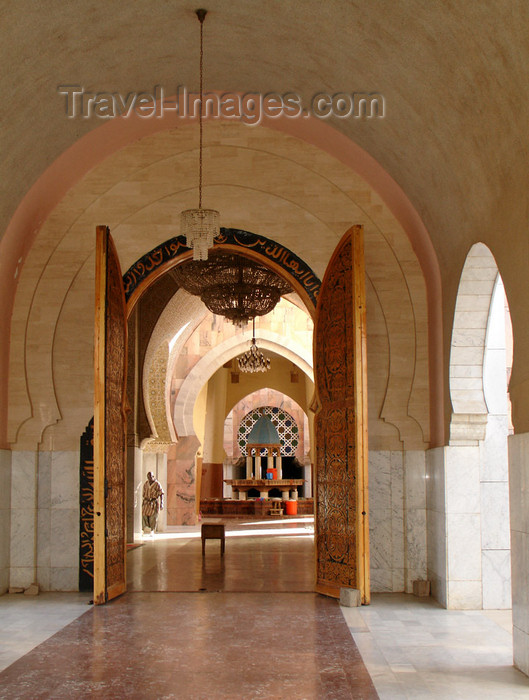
(123, 233), (318, 595)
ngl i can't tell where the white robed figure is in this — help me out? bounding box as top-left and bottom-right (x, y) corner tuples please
(142, 471), (164, 536)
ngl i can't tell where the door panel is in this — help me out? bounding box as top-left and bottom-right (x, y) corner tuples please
(314, 225), (369, 602)
(94, 226), (128, 604)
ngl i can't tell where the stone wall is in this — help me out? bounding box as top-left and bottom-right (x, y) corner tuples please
(369, 450), (427, 593)
(0, 449), (11, 593)
(10, 451), (79, 591)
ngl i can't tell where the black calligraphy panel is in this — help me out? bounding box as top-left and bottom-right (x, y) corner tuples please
(122, 229), (321, 308)
(79, 419), (94, 591)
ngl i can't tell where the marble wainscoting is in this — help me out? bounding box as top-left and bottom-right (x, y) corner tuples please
(426, 447), (447, 607)
(508, 431), (529, 677)
(445, 445), (483, 609)
(480, 412), (512, 610)
(0, 449), (11, 594)
(166, 437), (199, 526)
(369, 450), (427, 593)
(10, 451), (79, 592)
(427, 445), (483, 609)
(10, 451), (38, 590)
(427, 440), (511, 611)
(37, 451), (80, 591)
(403, 451), (428, 591)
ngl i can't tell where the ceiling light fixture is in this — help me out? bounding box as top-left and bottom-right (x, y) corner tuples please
(180, 9), (219, 260)
(237, 319), (271, 373)
(172, 250), (291, 327)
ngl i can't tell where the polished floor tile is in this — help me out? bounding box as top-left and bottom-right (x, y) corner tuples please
(0, 592), (378, 699)
(342, 594), (529, 699)
(0, 592), (91, 672)
(128, 517), (315, 593)
(1, 517), (529, 698)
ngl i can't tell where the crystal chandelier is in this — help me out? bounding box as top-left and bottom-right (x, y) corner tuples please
(238, 319), (271, 373)
(171, 250), (291, 327)
(180, 9), (219, 261)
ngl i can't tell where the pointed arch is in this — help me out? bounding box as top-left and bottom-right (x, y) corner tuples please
(449, 243), (505, 441)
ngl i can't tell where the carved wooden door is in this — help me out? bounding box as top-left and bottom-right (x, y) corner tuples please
(314, 225), (370, 603)
(94, 226), (128, 604)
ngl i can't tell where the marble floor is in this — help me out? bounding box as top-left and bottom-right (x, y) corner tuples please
(0, 517), (528, 698)
(344, 596), (529, 699)
(127, 516), (316, 592)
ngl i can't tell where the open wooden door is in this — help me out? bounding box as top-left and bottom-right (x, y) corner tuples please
(313, 225), (370, 603)
(94, 225), (128, 604)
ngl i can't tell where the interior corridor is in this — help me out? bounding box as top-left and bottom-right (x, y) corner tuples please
(127, 516), (315, 593)
(0, 518), (528, 698)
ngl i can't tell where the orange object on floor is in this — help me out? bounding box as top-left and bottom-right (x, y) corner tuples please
(285, 500), (298, 515)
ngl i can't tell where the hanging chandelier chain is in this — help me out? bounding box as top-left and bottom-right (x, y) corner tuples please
(198, 10), (204, 209)
(181, 9), (219, 261)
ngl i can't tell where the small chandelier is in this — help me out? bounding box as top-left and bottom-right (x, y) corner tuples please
(238, 319), (271, 373)
(180, 9), (220, 260)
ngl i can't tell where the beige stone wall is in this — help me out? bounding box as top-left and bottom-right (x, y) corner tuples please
(8, 124), (430, 456)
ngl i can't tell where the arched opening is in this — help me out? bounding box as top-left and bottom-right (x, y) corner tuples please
(442, 242), (513, 609)
(5, 116), (433, 615)
(122, 235), (318, 593)
(222, 394), (313, 501)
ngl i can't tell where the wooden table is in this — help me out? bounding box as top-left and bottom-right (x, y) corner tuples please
(201, 523), (225, 556)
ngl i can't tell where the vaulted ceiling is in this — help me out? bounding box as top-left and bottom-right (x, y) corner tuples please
(3, 1), (529, 444)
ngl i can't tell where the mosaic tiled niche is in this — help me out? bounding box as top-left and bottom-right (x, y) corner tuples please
(238, 406), (300, 457)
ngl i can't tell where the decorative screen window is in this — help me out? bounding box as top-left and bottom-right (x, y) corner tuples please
(238, 406), (299, 456)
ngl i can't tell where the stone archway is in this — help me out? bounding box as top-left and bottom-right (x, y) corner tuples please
(125, 232), (320, 532)
(123, 228), (320, 317)
(439, 242), (513, 609)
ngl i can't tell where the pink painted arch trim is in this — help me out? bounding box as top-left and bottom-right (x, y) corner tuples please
(0, 93), (443, 447)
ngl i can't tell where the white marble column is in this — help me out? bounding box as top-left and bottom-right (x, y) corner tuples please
(427, 445), (483, 609)
(255, 454), (261, 479)
(277, 454), (282, 479)
(223, 462), (232, 498)
(133, 447), (143, 541)
(156, 452), (167, 533)
(304, 461), (311, 497)
(479, 414), (511, 609)
(246, 454), (252, 479)
(426, 447), (447, 606)
(480, 284), (512, 609)
(445, 445), (482, 609)
(508, 431), (529, 676)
